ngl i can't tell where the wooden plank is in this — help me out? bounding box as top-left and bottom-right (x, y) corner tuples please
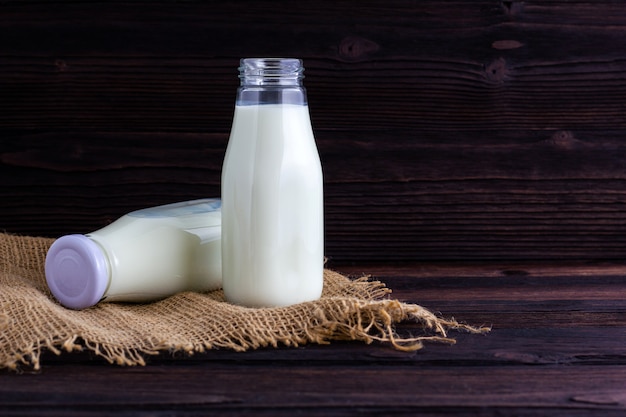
(1, 363), (624, 416)
(334, 263), (626, 329)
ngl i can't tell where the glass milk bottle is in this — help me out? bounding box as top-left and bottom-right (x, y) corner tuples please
(221, 58), (324, 308)
(45, 199), (222, 309)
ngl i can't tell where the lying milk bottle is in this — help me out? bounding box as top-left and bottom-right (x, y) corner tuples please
(45, 198), (222, 310)
(221, 58), (324, 308)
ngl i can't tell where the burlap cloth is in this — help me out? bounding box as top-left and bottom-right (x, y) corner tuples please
(0, 233), (488, 371)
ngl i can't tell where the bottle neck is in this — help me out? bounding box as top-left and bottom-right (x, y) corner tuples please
(236, 58), (308, 106)
(239, 58), (304, 87)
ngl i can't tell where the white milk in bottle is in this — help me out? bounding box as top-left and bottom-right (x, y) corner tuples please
(45, 199), (222, 309)
(221, 58), (324, 307)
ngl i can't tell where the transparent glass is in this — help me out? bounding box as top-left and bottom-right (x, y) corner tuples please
(236, 58), (308, 106)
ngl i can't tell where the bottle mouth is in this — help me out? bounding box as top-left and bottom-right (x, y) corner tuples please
(239, 58), (304, 86)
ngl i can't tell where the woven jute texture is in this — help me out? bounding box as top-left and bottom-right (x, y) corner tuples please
(0, 233), (488, 371)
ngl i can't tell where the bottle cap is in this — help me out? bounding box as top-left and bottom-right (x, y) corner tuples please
(45, 234), (109, 310)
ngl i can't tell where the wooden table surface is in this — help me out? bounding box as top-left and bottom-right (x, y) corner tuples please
(1, 261), (624, 416)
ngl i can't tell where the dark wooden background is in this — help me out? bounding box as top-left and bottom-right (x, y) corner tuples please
(2, 3), (626, 415)
(3, 0), (626, 262)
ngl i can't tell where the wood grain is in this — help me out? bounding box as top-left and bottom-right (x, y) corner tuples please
(3, 1), (626, 261)
(2, 3), (625, 415)
(1, 263), (624, 416)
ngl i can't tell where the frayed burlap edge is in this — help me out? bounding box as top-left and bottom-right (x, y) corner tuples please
(0, 233), (490, 371)
(1, 278), (490, 372)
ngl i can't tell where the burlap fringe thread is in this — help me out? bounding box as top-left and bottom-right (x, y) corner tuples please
(0, 233), (489, 371)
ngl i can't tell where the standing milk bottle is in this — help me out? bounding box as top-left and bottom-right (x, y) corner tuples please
(221, 58), (324, 307)
(45, 199), (222, 309)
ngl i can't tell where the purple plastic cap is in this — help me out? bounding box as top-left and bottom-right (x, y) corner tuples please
(45, 234), (109, 310)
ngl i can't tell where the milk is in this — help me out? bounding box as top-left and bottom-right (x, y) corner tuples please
(221, 103), (324, 307)
(45, 199), (222, 309)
